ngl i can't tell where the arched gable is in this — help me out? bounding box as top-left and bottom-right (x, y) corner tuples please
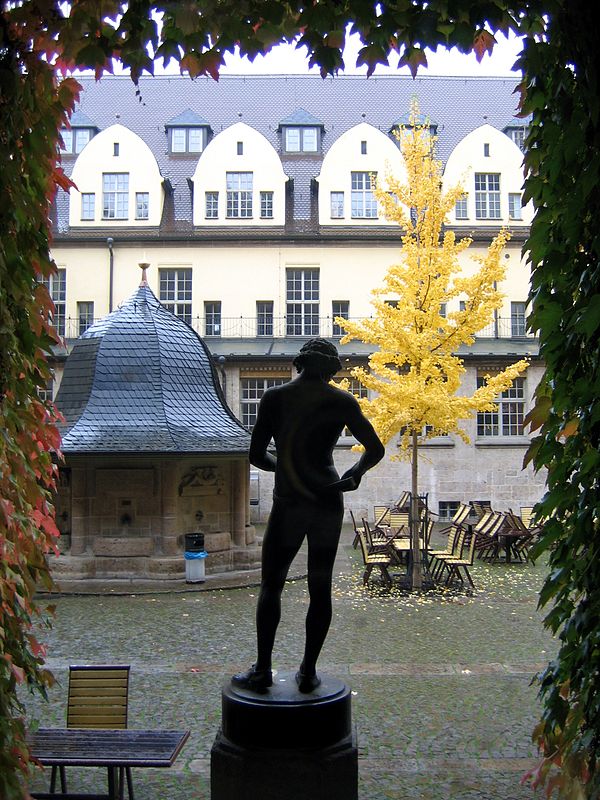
(69, 124), (164, 227)
(316, 123), (405, 226)
(443, 124), (533, 226)
(192, 122), (288, 226)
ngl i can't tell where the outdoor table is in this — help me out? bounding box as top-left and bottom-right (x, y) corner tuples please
(496, 530), (527, 563)
(28, 727), (189, 800)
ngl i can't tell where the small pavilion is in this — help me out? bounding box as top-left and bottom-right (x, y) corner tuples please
(52, 266), (259, 581)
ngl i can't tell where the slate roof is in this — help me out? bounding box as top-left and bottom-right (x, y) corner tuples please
(70, 110), (98, 128)
(165, 108), (212, 127)
(55, 73), (524, 236)
(55, 278), (251, 454)
(278, 107), (325, 127)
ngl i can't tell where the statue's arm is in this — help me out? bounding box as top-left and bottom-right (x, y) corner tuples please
(330, 399), (385, 491)
(249, 392), (277, 472)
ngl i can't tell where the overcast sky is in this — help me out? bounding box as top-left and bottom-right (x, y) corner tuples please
(221, 31), (524, 77)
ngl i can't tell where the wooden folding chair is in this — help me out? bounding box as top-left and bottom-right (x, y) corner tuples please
(429, 527), (466, 581)
(391, 491), (411, 512)
(373, 505), (391, 527)
(349, 509), (365, 549)
(471, 509), (497, 558)
(356, 529), (393, 587)
(388, 512), (409, 535)
(506, 511), (537, 562)
(362, 518), (397, 555)
(51, 665), (134, 800)
(442, 531), (477, 588)
(439, 502), (472, 536)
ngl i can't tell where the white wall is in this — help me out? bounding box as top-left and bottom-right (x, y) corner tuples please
(317, 122), (405, 225)
(192, 122), (288, 226)
(69, 124), (164, 227)
(443, 124), (534, 227)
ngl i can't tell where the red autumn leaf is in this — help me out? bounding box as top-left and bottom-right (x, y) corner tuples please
(324, 30), (344, 49)
(27, 635), (47, 658)
(180, 52), (203, 79)
(398, 47), (428, 78)
(473, 29), (496, 62)
(200, 50), (223, 81)
(0, 498), (15, 524)
(53, 166), (75, 193)
(10, 663), (26, 685)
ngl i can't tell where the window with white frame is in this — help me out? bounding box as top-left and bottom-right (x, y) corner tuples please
(332, 301), (349, 337)
(42, 269), (66, 337)
(506, 127), (527, 151)
(38, 377), (54, 402)
(81, 193), (95, 221)
(283, 127), (319, 153)
(257, 301), (274, 337)
(474, 173), (501, 219)
(260, 191), (274, 219)
(351, 172), (377, 218)
(102, 173), (129, 219)
(330, 191), (344, 218)
(77, 301), (94, 336)
(135, 192), (149, 220)
(169, 127), (205, 153)
(476, 375), (525, 437)
(205, 191), (219, 219)
(286, 268), (319, 336)
(508, 193), (523, 220)
(226, 172), (253, 218)
(511, 301), (527, 337)
(60, 127), (93, 154)
(455, 194), (468, 219)
(241, 377), (289, 429)
(159, 268), (192, 324)
(204, 301), (221, 336)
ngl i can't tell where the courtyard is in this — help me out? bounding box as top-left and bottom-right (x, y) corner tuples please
(24, 526), (555, 799)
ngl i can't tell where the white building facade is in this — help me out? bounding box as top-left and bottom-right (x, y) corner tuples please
(48, 74), (544, 521)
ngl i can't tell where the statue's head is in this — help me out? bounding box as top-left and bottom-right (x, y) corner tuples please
(293, 338), (342, 379)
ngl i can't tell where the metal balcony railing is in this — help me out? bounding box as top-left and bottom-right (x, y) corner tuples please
(60, 315), (535, 341)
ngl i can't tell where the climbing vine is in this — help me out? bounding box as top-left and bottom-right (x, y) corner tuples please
(517, 3), (600, 796)
(0, 12), (76, 798)
(2, 1), (600, 797)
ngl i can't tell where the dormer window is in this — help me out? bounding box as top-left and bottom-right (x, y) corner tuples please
(390, 112), (438, 147)
(170, 127), (206, 153)
(504, 125), (528, 152)
(60, 127), (94, 154)
(283, 126), (319, 153)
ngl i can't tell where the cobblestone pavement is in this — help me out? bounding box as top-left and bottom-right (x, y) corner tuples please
(23, 528), (555, 799)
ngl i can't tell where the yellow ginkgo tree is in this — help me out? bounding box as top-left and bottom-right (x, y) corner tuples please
(337, 112), (529, 589)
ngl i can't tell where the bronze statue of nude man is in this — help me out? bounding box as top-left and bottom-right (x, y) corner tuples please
(232, 338), (385, 693)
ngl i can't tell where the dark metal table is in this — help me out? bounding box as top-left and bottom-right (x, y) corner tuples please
(28, 728), (189, 800)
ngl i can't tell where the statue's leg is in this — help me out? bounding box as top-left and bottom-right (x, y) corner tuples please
(255, 500), (305, 671)
(300, 495), (344, 679)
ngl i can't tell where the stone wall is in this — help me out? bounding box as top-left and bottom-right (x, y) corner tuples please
(54, 454), (259, 580)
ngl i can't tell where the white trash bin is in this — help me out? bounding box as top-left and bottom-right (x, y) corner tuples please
(184, 533), (207, 583)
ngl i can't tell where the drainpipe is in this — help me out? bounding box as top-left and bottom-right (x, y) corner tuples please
(107, 237), (114, 312)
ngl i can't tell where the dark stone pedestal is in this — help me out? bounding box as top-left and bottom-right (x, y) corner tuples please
(210, 671), (358, 800)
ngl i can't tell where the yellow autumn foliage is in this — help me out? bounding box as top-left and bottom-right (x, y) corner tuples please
(336, 107), (528, 459)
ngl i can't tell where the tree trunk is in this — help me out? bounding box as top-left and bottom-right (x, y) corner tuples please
(410, 429), (423, 589)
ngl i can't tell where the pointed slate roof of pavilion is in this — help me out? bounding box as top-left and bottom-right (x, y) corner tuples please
(55, 269), (251, 454)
